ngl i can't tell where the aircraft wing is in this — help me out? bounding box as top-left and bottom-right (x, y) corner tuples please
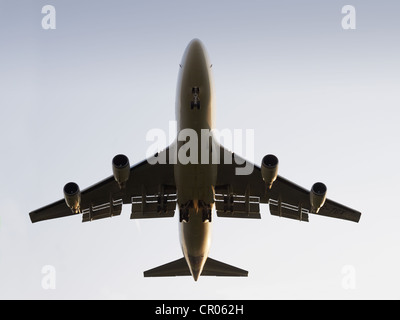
(29, 148), (176, 223)
(215, 146), (361, 223)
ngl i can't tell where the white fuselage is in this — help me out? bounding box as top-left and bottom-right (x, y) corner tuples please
(174, 39), (216, 281)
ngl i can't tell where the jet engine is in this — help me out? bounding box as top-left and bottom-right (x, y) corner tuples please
(261, 154), (279, 190)
(112, 154), (130, 188)
(310, 182), (327, 213)
(63, 182), (81, 213)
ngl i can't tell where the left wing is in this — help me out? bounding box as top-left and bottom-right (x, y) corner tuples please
(215, 146), (361, 223)
(29, 148), (176, 223)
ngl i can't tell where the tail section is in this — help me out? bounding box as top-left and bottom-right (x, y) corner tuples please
(144, 257), (248, 279)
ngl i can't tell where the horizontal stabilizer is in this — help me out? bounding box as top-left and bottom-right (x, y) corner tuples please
(202, 257), (248, 277)
(144, 258), (191, 277)
(144, 257), (248, 278)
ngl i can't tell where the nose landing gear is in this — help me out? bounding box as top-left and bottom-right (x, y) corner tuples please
(191, 87), (200, 109)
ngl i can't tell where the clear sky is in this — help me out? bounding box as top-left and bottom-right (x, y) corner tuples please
(1, 0), (400, 299)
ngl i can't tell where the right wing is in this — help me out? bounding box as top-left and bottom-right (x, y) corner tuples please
(215, 146), (361, 223)
(29, 148), (176, 223)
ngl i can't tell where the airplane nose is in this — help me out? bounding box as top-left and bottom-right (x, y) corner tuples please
(187, 38), (205, 54)
(181, 38), (208, 69)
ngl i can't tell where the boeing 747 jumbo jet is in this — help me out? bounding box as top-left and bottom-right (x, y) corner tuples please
(30, 39), (361, 281)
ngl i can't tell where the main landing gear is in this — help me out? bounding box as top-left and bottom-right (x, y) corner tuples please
(179, 200), (212, 223)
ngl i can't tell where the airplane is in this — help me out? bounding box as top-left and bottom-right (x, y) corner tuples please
(29, 38), (361, 281)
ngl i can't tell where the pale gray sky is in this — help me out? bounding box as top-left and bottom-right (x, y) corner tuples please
(1, 0), (400, 299)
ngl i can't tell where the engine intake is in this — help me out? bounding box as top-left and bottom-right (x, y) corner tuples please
(63, 182), (81, 213)
(112, 154), (130, 188)
(261, 154), (279, 190)
(310, 182), (327, 213)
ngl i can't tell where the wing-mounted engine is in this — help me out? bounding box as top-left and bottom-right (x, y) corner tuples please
(63, 182), (81, 213)
(79, 154), (130, 222)
(268, 182), (328, 221)
(112, 154), (130, 188)
(261, 154), (279, 190)
(310, 182), (327, 213)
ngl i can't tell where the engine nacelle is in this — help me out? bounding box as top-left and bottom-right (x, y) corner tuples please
(261, 154), (279, 190)
(63, 182), (81, 213)
(310, 182), (327, 213)
(112, 154), (130, 188)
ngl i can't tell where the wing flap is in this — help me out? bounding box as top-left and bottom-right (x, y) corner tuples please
(82, 200), (123, 223)
(269, 198), (309, 222)
(130, 191), (177, 219)
(215, 193), (261, 219)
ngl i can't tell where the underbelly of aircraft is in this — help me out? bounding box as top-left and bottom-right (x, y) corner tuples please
(174, 162), (217, 206)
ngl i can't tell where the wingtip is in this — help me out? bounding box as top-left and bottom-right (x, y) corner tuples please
(29, 211), (37, 224)
(351, 210), (362, 223)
